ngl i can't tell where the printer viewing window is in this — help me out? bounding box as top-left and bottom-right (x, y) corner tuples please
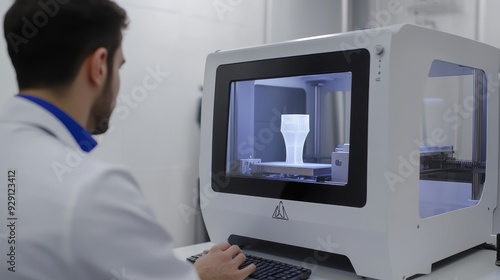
(227, 73), (353, 184)
(212, 50), (370, 207)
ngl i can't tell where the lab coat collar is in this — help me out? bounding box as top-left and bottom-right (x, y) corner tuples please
(0, 96), (96, 153)
(17, 94), (97, 152)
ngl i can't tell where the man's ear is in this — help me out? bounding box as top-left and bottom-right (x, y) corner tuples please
(87, 47), (109, 88)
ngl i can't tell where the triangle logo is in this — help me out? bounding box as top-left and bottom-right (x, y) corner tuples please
(272, 201), (289, 220)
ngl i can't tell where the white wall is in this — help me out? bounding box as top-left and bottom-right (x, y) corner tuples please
(0, 0), (266, 247)
(351, 0), (500, 48)
(266, 0), (345, 43)
(480, 0), (500, 48)
(351, 0), (478, 39)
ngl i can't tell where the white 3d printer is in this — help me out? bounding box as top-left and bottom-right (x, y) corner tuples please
(199, 24), (500, 279)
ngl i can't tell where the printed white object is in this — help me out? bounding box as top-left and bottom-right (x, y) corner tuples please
(280, 114), (310, 164)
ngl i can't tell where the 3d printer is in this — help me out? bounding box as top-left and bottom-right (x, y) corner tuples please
(199, 24), (500, 279)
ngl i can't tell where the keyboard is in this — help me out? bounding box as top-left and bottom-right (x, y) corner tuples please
(187, 252), (312, 280)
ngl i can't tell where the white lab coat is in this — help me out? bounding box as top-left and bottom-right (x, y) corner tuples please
(0, 97), (200, 280)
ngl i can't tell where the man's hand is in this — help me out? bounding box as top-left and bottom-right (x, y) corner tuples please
(194, 242), (256, 280)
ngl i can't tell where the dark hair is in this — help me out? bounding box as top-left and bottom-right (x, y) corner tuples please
(3, 0), (128, 90)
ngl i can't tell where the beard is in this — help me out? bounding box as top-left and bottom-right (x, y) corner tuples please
(89, 75), (114, 135)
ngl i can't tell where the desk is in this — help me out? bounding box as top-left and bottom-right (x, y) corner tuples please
(173, 242), (500, 280)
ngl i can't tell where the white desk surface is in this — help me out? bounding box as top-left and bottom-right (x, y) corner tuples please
(174, 242), (500, 280)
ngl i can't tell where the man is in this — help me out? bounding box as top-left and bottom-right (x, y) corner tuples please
(0, 0), (256, 279)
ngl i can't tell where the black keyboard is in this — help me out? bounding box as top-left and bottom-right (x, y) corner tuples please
(187, 252), (312, 280)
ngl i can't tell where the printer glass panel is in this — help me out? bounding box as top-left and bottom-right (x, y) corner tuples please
(419, 60), (487, 218)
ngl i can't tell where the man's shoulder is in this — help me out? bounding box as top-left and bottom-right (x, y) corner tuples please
(59, 155), (138, 192)
(0, 126), (138, 195)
